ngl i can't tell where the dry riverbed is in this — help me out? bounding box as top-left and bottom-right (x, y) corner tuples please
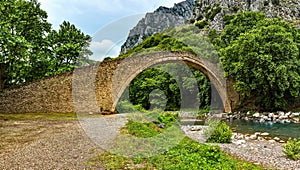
(0, 113), (105, 169)
(2, 113), (300, 169)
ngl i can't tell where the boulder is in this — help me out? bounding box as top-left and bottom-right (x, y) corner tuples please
(285, 112), (292, 117)
(268, 113), (274, 118)
(278, 115), (288, 120)
(250, 134), (257, 140)
(253, 112), (260, 118)
(259, 118), (265, 123)
(277, 111), (285, 117)
(258, 137), (264, 141)
(274, 137), (280, 141)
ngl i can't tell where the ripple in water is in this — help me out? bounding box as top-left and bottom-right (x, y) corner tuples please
(225, 119), (300, 140)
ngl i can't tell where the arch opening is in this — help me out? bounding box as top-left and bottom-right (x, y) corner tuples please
(111, 52), (231, 113)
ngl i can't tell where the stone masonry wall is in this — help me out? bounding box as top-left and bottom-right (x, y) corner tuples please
(0, 59), (121, 114)
(0, 52), (238, 114)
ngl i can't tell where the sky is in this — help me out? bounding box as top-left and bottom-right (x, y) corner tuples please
(38, 0), (185, 61)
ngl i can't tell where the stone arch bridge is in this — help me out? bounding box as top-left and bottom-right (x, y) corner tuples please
(0, 51), (239, 114)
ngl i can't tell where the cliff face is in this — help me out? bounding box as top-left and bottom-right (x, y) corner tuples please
(191, 0), (300, 31)
(120, 0), (195, 54)
(121, 0), (300, 54)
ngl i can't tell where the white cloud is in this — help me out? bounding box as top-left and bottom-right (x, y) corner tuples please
(39, 0), (185, 34)
(89, 39), (120, 61)
(38, 0), (187, 59)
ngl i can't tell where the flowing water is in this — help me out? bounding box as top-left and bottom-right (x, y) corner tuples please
(180, 119), (300, 140)
(225, 119), (300, 140)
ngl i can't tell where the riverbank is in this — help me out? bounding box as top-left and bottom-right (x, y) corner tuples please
(182, 125), (300, 169)
(223, 111), (300, 123)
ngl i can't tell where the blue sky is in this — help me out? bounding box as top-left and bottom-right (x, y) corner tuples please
(38, 0), (185, 61)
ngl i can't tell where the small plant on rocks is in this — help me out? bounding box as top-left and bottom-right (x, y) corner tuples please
(203, 119), (232, 143)
(283, 138), (300, 160)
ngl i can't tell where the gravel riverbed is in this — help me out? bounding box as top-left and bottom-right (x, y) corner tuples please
(2, 114), (300, 169)
(181, 125), (300, 170)
(0, 120), (105, 169)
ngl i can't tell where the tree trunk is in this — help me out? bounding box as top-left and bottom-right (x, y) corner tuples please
(0, 63), (6, 91)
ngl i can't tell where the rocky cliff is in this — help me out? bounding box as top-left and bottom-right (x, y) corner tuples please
(191, 0), (300, 31)
(121, 0), (300, 54)
(120, 0), (195, 54)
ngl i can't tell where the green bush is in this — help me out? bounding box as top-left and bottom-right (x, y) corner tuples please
(92, 137), (262, 169)
(283, 138), (300, 160)
(116, 101), (145, 113)
(157, 112), (178, 127)
(123, 120), (159, 138)
(189, 18), (195, 24)
(195, 20), (209, 29)
(204, 119), (232, 143)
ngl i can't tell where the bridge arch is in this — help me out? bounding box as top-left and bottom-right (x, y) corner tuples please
(111, 51), (231, 113)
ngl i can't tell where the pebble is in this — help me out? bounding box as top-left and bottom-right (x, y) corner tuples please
(183, 125), (300, 169)
(250, 134), (257, 140)
(261, 132), (270, 136)
(274, 137), (280, 141)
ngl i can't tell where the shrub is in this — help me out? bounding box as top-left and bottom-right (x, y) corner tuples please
(204, 119), (232, 143)
(123, 120), (159, 138)
(283, 138), (300, 160)
(195, 20), (209, 29)
(157, 112), (178, 127)
(189, 18), (195, 24)
(116, 101), (145, 113)
(196, 14), (203, 21)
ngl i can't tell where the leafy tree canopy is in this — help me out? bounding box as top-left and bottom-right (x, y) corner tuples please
(0, 0), (93, 89)
(218, 11), (300, 111)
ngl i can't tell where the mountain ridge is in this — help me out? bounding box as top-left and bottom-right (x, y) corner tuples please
(120, 0), (300, 54)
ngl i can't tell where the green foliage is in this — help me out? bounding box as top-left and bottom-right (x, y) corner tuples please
(272, 0), (280, 5)
(189, 18), (195, 24)
(90, 119), (262, 169)
(206, 4), (222, 21)
(118, 26), (219, 112)
(119, 33), (194, 59)
(157, 112), (178, 127)
(123, 120), (159, 138)
(196, 14), (204, 21)
(195, 20), (209, 29)
(204, 119), (232, 143)
(219, 11), (266, 47)
(264, 0), (270, 6)
(128, 63), (211, 111)
(129, 67), (181, 111)
(283, 138), (300, 160)
(0, 0), (92, 88)
(116, 101), (145, 113)
(46, 21), (92, 76)
(218, 11), (300, 111)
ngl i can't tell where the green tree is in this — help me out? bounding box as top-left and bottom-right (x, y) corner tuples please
(0, 0), (93, 89)
(129, 68), (181, 111)
(0, 0), (51, 88)
(47, 21), (92, 76)
(220, 15), (300, 110)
